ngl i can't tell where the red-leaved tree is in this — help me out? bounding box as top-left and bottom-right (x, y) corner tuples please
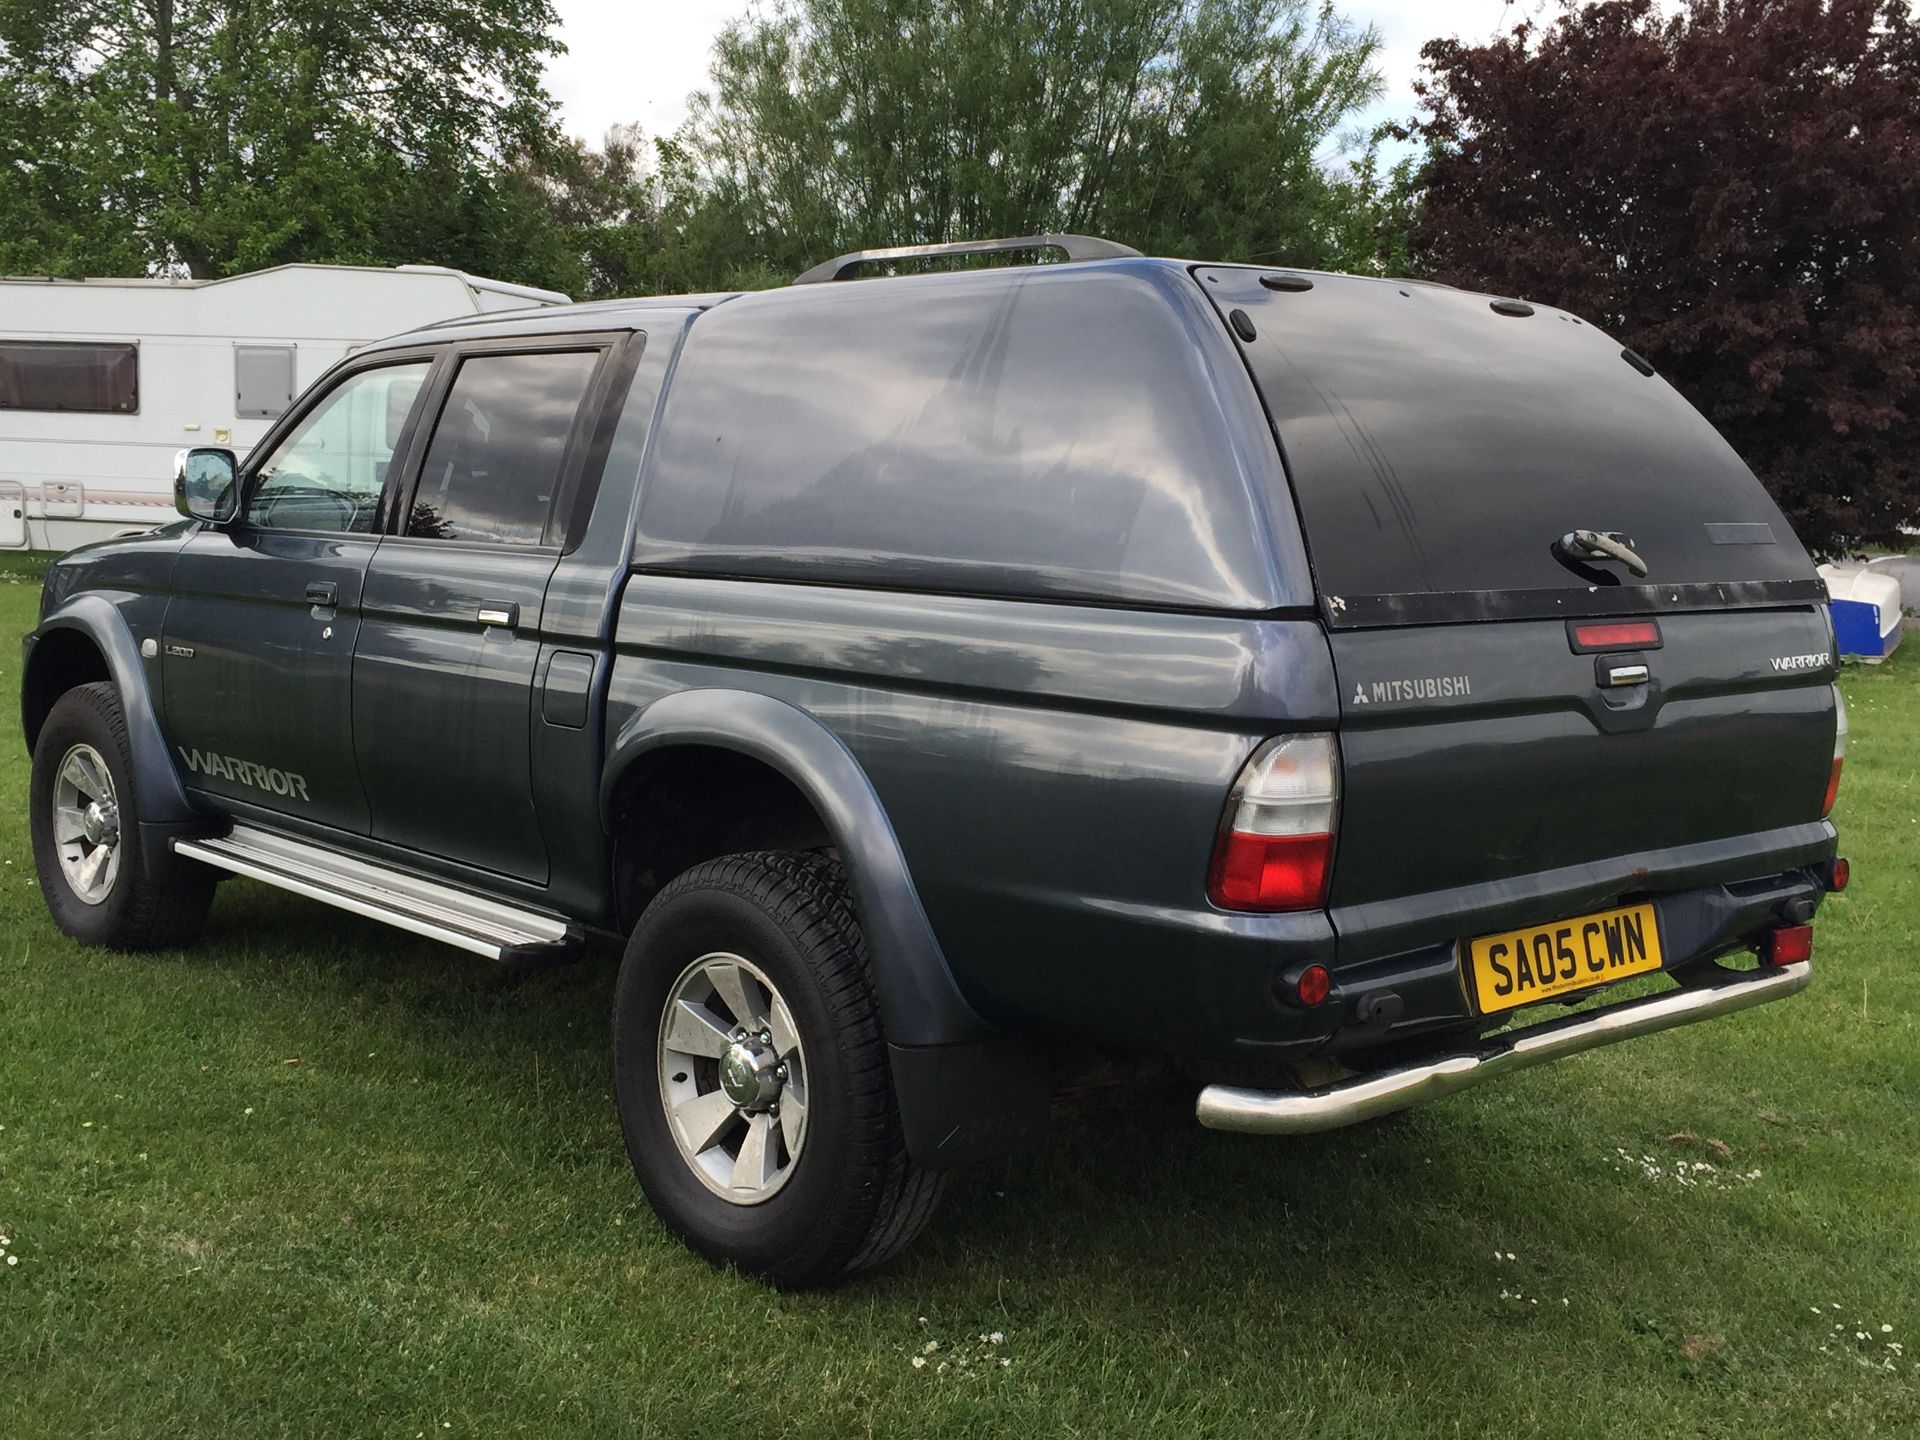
(1409, 0), (1920, 556)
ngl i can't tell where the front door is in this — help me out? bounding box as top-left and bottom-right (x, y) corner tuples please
(162, 358), (434, 833)
(353, 343), (610, 882)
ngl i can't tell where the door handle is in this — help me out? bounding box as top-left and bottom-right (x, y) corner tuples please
(305, 580), (338, 606)
(477, 602), (519, 629)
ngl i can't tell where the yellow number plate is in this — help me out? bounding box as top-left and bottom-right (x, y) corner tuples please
(1464, 902), (1663, 1014)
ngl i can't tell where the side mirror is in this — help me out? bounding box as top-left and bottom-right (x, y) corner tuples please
(173, 447), (239, 523)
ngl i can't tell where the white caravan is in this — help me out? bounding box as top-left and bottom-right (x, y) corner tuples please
(0, 263), (569, 551)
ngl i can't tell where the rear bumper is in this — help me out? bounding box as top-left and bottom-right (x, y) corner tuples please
(1195, 960), (1810, 1135)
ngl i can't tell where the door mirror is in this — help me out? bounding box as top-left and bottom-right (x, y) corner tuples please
(174, 447), (239, 522)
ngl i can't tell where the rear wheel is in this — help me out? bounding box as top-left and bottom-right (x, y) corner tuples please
(29, 682), (214, 951)
(612, 851), (944, 1288)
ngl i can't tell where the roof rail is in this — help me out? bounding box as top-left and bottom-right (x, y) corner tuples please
(793, 233), (1142, 285)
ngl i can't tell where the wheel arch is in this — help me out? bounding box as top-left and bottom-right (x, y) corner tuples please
(24, 596), (199, 828)
(601, 689), (1050, 1167)
(601, 689), (987, 1050)
(604, 742), (833, 930)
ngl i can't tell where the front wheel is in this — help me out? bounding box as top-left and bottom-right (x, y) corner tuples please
(29, 682), (214, 951)
(611, 851), (944, 1288)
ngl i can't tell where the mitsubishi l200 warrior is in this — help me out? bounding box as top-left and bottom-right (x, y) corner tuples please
(23, 235), (1848, 1287)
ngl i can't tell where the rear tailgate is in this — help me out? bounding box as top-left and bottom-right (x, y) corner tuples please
(1196, 265), (1838, 965)
(1328, 606), (1836, 963)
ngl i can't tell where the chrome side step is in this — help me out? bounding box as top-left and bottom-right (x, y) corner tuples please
(1196, 961), (1812, 1135)
(173, 825), (582, 964)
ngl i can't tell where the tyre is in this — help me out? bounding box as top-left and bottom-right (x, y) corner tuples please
(612, 851), (945, 1288)
(29, 682), (215, 951)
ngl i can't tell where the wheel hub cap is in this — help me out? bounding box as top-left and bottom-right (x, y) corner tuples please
(718, 1036), (782, 1110)
(81, 800), (118, 846)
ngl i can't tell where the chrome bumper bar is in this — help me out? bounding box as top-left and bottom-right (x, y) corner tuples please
(1195, 962), (1811, 1135)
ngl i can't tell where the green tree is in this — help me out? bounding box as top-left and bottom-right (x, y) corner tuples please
(0, 0), (564, 281)
(672, 0), (1396, 277)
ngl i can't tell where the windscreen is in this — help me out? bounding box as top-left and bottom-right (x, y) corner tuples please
(1195, 266), (1822, 627)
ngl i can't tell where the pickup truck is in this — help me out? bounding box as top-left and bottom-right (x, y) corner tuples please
(22, 235), (1847, 1287)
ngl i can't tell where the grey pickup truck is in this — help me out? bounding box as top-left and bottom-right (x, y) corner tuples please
(22, 235), (1847, 1287)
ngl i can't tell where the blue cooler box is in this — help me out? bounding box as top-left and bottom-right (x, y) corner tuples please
(1819, 564), (1905, 661)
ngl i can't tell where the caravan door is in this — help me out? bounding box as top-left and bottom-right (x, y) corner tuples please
(0, 482), (23, 548)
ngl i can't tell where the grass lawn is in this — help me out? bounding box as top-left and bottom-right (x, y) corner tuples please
(1, 549), (1914, 1437)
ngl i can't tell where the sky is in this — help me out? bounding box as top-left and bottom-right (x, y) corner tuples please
(544, 1), (1546, 152)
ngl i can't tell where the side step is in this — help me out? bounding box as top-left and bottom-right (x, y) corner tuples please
(173, 825), (583, 964)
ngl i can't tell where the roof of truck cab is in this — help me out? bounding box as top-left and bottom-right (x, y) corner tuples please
(360, 292), (744, 350)
(356, 257), (1469, 351)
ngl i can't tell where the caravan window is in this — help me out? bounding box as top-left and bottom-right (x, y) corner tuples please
(0, 341), (139, 414)
(235, 345), (296, 418)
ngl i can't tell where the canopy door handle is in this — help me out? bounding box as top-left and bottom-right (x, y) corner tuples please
(1557, 529), (1649, 577)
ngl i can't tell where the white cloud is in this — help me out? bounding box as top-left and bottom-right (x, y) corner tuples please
(546, 0), (1544, 149)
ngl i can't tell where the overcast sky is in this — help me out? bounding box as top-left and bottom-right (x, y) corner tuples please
(545, 1), (1545, 151)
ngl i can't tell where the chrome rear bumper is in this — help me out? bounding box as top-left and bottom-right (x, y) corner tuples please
(1195, 962), (1811, 1135)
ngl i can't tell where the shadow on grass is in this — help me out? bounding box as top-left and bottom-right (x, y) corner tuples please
(171, 874), (1519, 1317)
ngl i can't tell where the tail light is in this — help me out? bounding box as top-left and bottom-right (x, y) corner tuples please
(1207, 733), (1339, 912)
(1822, 685), (1847, 818)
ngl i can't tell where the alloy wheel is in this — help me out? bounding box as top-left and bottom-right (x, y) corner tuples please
(657, 951), (810, 1204)
(51, 743), (122, 905)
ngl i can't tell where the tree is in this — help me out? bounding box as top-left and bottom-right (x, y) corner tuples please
(672, 0), (1397, 277)
(0, 0), (565, 283)
(1408, 0), (1920, 557)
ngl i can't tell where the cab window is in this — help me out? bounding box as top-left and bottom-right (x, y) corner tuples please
(247, 361), (430, 533)
(405, 349), (602, 545)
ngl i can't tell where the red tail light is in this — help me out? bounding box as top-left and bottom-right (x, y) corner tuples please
(1822, 686), (1847, 818)
(1763, 924), (1813, 966)
(1209, 832), (1334, 911)
(1207, 734), (1339, 913)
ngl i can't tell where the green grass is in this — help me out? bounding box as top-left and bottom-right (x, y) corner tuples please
(1, 548), (1915, 1437)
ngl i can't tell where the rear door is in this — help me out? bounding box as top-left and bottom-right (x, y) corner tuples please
(352, 338), (617, 882)
(1196, 266), (1839, 963)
